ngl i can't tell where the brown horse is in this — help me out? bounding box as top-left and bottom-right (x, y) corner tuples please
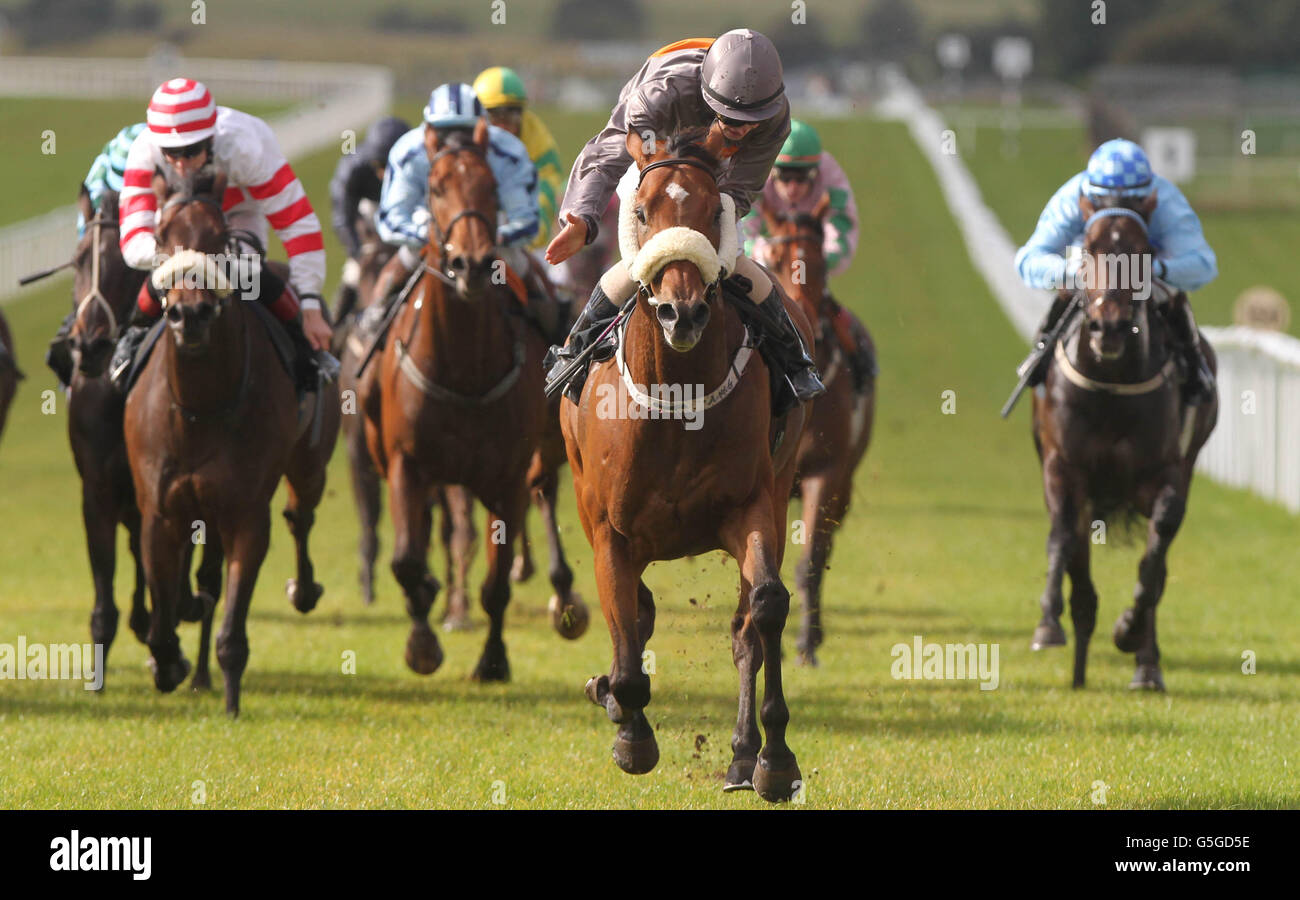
(124, 168), (340, 714)
(1030, 192), (1217, 690)
(759, 194), (876, 667)
(561, 127), (813, 802)
(359, 119), (586, 680)
(0, 307), (20, 447)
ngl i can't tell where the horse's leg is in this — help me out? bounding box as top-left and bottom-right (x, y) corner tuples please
(83, 478), (120, 676)
(1115, 478), (1185, 691)
(388, 455), (443, 675)
(125, 506), (150, 644)
(794, 472), (833, 667)
(283, 456), (328, 615)
(141, 514), (190, 692)
(216, 513), (270, 716)
(441, 485), (477, 631)
(1033, 453), (1076, 650)
(191, 535), (223, 692)
(724, 572), (762, 791)
(471, 488), (527, 682)
(1066, 519), (1098, 689)
(346, 415), (382, 606)
(510, 492), (536, 584)
(721, 493), (801, 803)
(583, 529), (657, 774)
(534, 467), (589, 640)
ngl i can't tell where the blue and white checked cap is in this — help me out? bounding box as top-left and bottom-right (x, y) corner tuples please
(1084, 139), (1153, 197)
(423, 83), (483, 129)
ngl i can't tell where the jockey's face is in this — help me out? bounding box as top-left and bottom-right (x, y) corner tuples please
(773, 166), (815, 204)
(714, 114), (760, 143)
(161, 140), (210, 179)
(486, 105), (522, 137)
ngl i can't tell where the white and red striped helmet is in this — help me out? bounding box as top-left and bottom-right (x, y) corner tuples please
(146, 77), (217, 148)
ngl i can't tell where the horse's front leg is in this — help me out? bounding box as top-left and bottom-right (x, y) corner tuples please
(192, 534), (223, 692)
(532, 463), (589, 640)
(345, 406), (382, 606)
(584, 528), (657, 775)
(217, 510), (270, 717)
(440, 485), (477, 631)
(1115, 476), (1185, 691)
(471, 485), (528, 682)
(141, 513), (190, 693)
(721, 489), (801, 803)
(1033, 451), (1077, 651)
(388, 454), (443, 675)
(83, 476), (121, 675)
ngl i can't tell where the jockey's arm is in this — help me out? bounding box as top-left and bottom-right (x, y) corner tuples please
(1014, 175), (1087, 292)
(375, 140), (430, 252)
(329, 155), (366, 259)
(119, 130), (161, 270)
(1148, 180), (1218, 292)
(489, 130), (541, 249)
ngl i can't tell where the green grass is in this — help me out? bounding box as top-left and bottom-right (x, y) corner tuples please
(1, 112), (1297, 809)
(956, 121), (1300, 339)
(0, 99), (288, 228)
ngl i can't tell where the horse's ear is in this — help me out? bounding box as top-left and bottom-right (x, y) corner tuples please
(701, 120), (729, 159)
(1077, 190), (1096, 221)
(625, 130), (651, 169)
(76, 184), (93, 226)
(473, 116), (489, 150)
(424, 123), (440, 159)
(1138, 188), (1158, 221)
(811, 190), (832, 222)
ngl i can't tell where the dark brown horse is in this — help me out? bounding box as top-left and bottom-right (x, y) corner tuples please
(359, 119), (586, 679)
(1030, 191), (1217, 690)
(0, 307), (20, 447)
(124, 169), (340, 714)
(759, 194), (876, 667)
(561, 127), (812, 802)
(67, 188), (222, 684)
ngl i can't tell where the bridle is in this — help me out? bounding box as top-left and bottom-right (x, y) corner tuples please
(75, 213), (121, 342)
(632, 157), (725, 307)
(426, 144), (498, 283)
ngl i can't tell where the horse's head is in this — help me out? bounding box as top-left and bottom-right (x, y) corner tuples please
(425, 120), (500, 299)
(1078, 189), (1158, 363)
(625, 126), (731, 352)
(152, 167), (234, 353)
(70, 188), (134, 376)
(759, 191), (831, 327)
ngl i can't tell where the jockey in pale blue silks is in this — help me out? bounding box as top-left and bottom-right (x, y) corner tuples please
(369, 82), (541, 315)
(1014, 138), (1217, 403)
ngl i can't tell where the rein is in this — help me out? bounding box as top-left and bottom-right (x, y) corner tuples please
(75, 214), (121, 341)
(426, 144), (498, 278)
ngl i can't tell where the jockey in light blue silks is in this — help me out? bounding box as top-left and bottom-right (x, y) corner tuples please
(367, 82), (541, 318)
(1014, 138), (1217, 403)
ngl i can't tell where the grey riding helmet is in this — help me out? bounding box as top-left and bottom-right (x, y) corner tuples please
(700, 29), (786, 123)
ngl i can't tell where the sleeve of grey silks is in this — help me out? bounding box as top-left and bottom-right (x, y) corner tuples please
(717, 98), (791, 221)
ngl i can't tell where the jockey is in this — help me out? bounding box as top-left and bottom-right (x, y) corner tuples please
(109, 78), (336, 394)
(1014, 138), (1217, 403)
(45, 121), (147, 388)
(544, 29), (824, 411)
(366, 82), (541, 318)
(472, 66), (564, 252)
(741, 118), (876, 391)
(328, 115), (410, 324)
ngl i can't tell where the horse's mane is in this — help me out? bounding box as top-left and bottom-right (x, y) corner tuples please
(97, 190), (120, 223)
(662, 126), (719, 172)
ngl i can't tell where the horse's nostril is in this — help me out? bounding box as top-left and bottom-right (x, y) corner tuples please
(165, 305), (183, 322)
(1088, 320), (1103, 332)
(691, 304), (710, 328)
(197, 304), (215, 321)
(656, 303), (678, 325)
(450, 256), (467, 272)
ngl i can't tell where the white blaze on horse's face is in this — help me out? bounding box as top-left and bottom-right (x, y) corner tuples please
(664, 182), (689, 205)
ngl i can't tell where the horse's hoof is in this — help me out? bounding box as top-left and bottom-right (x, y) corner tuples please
(723, 757), (756, 792)
(796, 647), (819, 667)
(191, 668), (212, 692)
(510, 555), (535, 584)
(440, 606), (474, 632)
(148, 654), (192, 693)
(360, 578), (375, 607)
(471, 653), (511, 683)
(584, 674), (610, 706)
(286, 578), (324, 615)
(1031, 621), (1067, 650)
(753, 756), (803, 803)
(129, 613), (150, 645)
(549, 593), (589, 640)
(1113, 608), (1141, 653)
(612, 733), (659, 775)
(404, 626), (444, 676)
(1129, 664), (1165, 691)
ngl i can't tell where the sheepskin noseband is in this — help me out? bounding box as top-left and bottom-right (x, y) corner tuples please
(619, 181), (738, 286)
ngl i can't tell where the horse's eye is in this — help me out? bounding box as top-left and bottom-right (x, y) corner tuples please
(430, 184), (442, 199)
(635, 206), (646, 224)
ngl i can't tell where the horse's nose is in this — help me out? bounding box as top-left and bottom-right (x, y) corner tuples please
(656, 302), (678, 326)
(690, 302), (710, 330)
(165, 304), (183, 323)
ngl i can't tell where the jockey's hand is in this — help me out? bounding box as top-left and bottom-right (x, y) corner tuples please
(546, 213), (588, 266)
(302, 307), (333, 351)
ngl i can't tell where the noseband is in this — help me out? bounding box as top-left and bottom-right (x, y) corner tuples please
(632, 157), (726, 308)
(427, 144), (498, 281)
(75, 213), (121, 341)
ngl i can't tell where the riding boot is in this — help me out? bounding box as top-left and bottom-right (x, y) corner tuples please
(108, 315), (156, 394)
(356, 249), (417, 342)
(333, 280), (359, 328)
(1164, 292), (1215, 405)
(1017, 290), (1075, 387)
(826, 295), (878, 391)
(757, 286), (826, 415)
(45, 310), (76, 389)
(544, 282), (620, 403)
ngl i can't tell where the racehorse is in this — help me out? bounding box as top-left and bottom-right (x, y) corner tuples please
(560, 127), (813, 802)
(359, 119), (586, 680)
(67, 188), (222, 684)
(124, 168), (340, 714)
(1030, 191), (1217, 690)
(758, 194), (875, 667)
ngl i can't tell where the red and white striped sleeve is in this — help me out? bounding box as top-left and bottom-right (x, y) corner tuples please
(118, 131), (159, 270)
(231, 112), (325, 304)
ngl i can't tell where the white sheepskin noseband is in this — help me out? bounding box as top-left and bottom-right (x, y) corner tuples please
(150, 249), (231, 302)
(619, 176), (738, 286)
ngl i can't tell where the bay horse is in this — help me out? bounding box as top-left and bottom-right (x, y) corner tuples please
(67, 188), (221, 685)
(759, 194), (876, 667)
(0, 307), (20, 447)
(1030, 191), (1217, 690)
(359, 118), (587, 680)
(124, 168), (340, 714)
(560, 127), (813, 802)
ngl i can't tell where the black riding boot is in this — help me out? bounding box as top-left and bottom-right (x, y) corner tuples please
(757, 287), (826, 415)
(45, 311), (76, 389)
(1017, 290), (1075, 387)
(1164, 294), (1215, 405)
(285, 316), (339, 395)
(108, 320), (155, 394)
(544, 282), (620, 403)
